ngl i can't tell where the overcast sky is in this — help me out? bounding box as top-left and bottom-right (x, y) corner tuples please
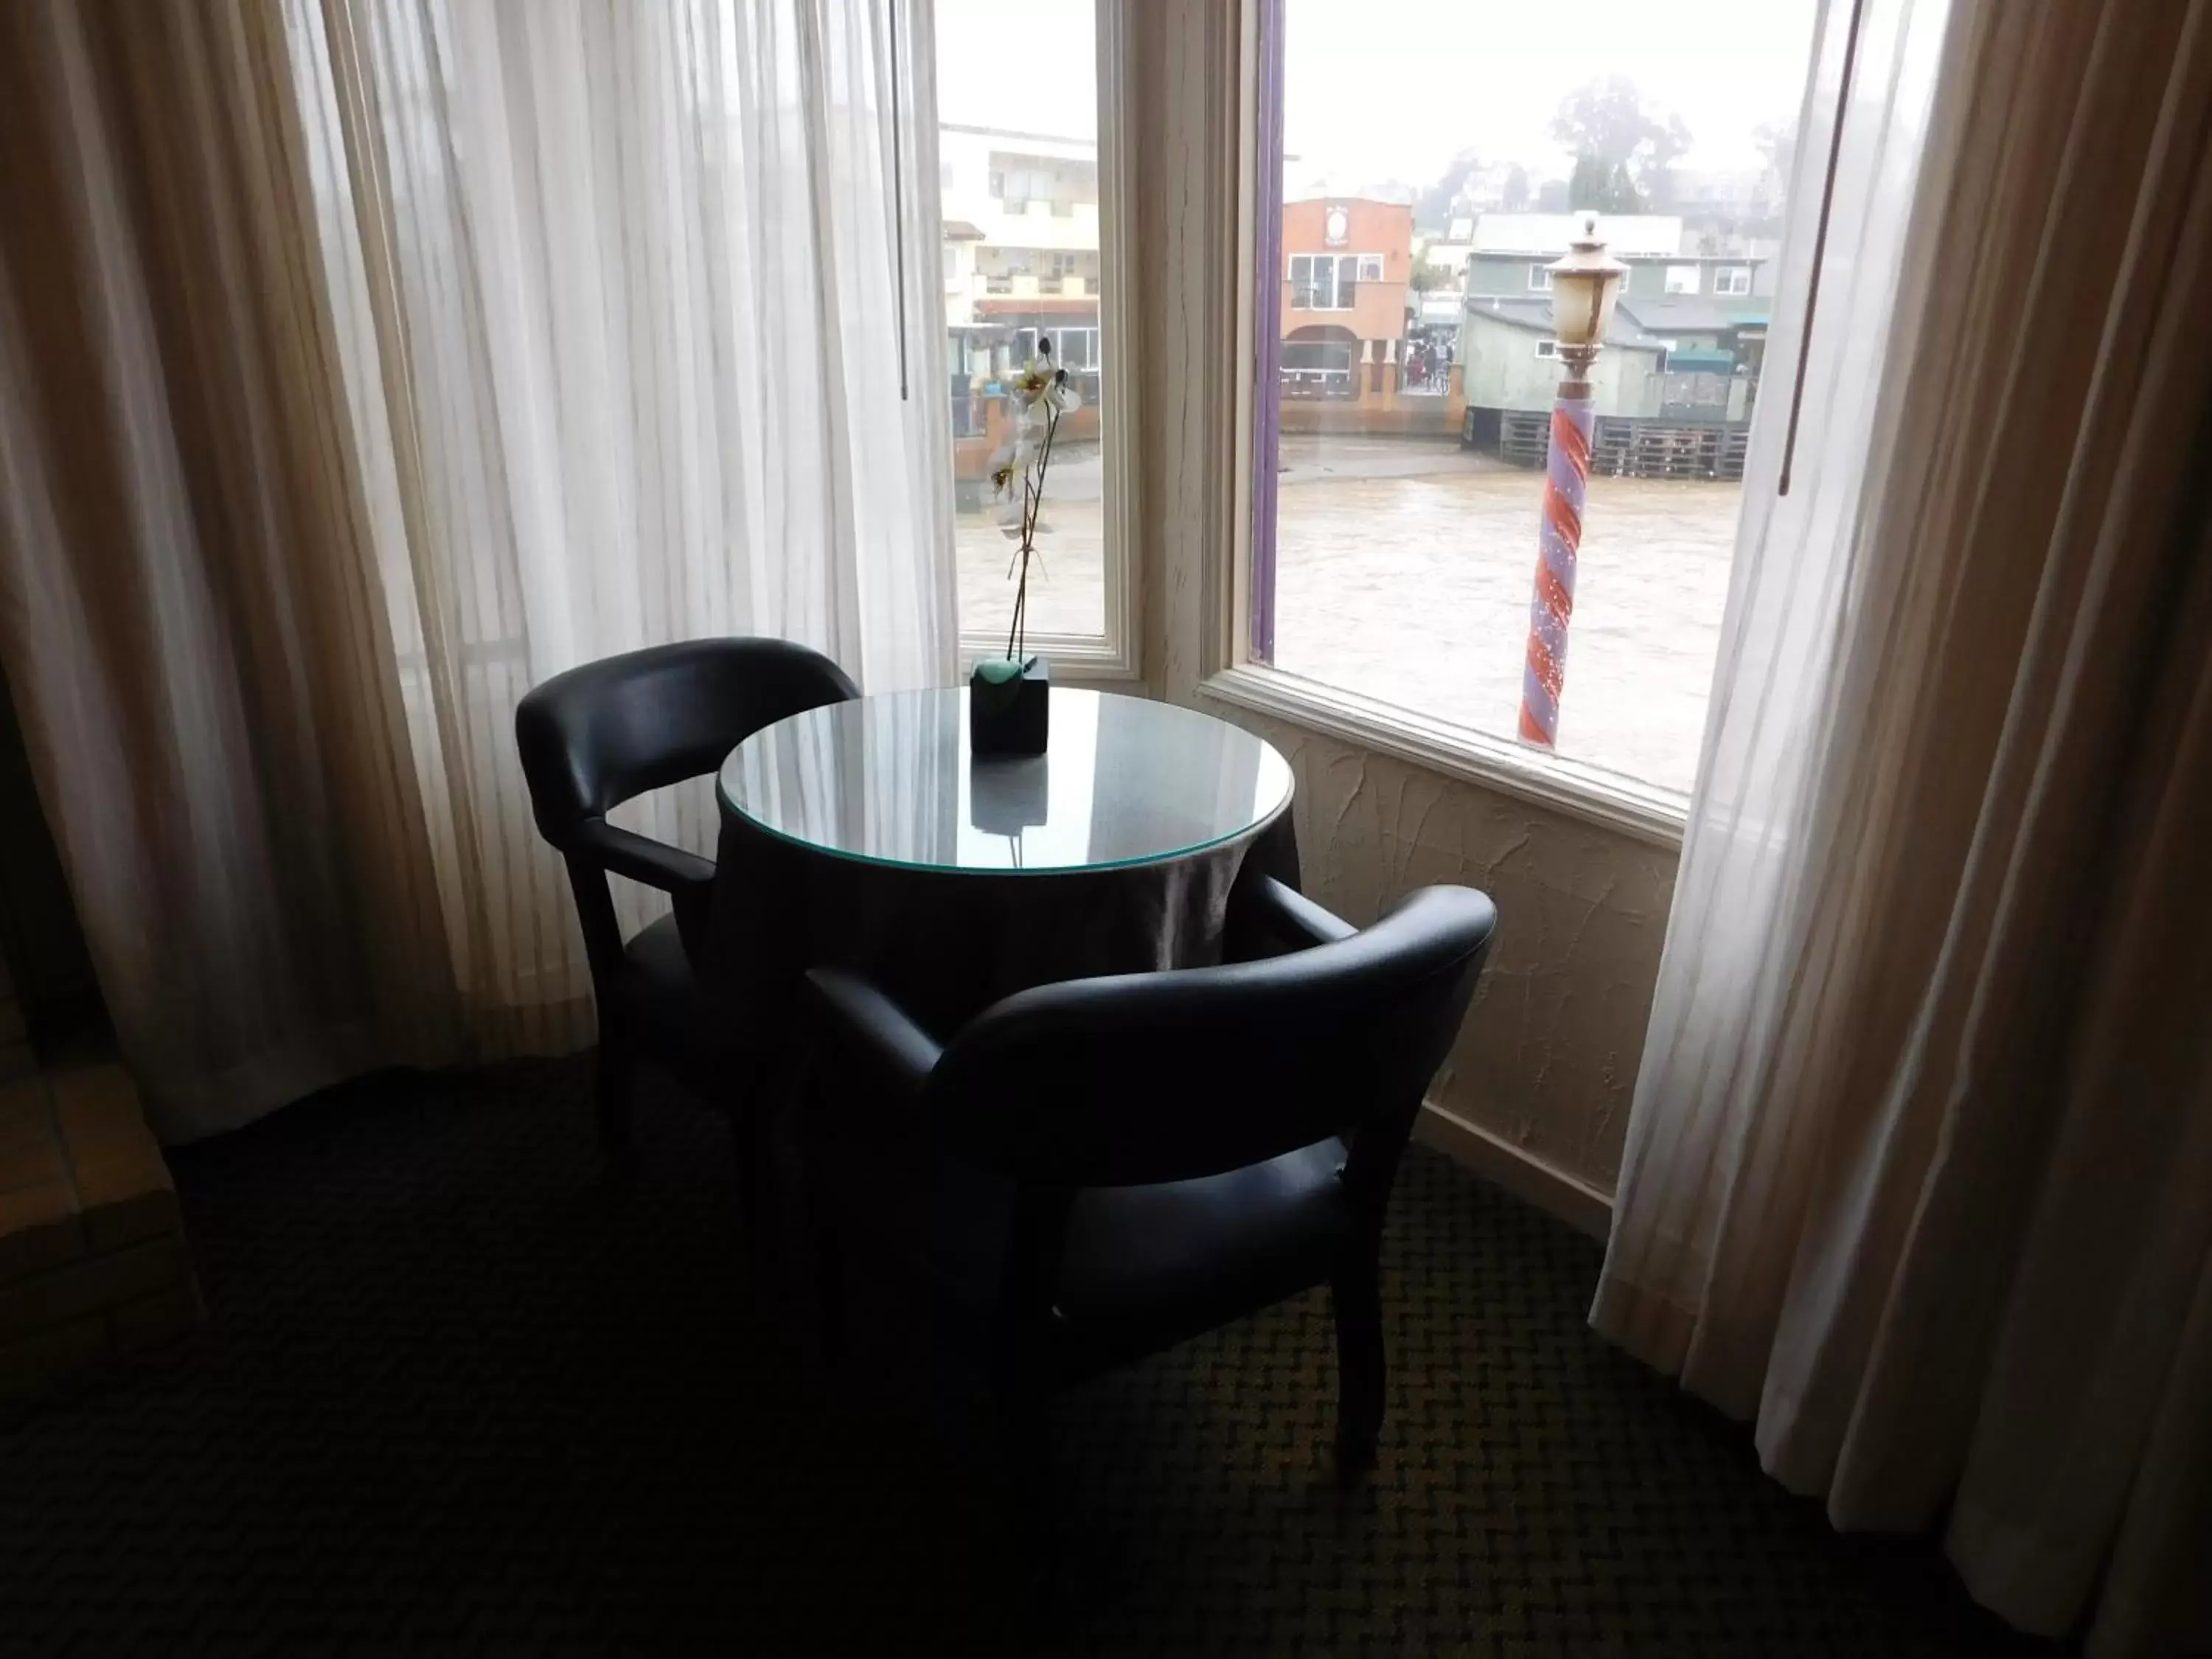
(936, 0), (1818, 188)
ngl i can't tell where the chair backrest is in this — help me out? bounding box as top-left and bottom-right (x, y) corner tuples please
(514, 637), (860, 844)
(925, 885), (1498, 1193)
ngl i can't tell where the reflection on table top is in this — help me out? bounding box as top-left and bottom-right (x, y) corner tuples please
(717, 687), (1293, 874)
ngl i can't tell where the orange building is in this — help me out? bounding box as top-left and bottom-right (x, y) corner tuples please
(1279, 198), (1413, 401)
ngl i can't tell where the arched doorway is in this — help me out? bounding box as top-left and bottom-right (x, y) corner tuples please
(1280, 324), (1359, 399)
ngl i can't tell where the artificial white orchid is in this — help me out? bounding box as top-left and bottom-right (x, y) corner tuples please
(990, 335), (1082, 661)
(1006, 338), (1082, 418)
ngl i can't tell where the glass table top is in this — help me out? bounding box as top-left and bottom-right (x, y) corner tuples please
(717, 688), (1294, 873)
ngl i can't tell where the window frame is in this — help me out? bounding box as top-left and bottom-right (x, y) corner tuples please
(950, 1), (1139, 681)
(1167, 0), (1687, 845)
(1664, 262), (1702, 294)
(1287, 250), (1380, 311)
(1714, 264), (1753, 296)
(1287, 251), (1338, 309)
(1527, 262), (1554, 291)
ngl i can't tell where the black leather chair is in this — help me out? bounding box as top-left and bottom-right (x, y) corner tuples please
(801, 876), (1498, 1472)
(515, 637), (860, 1155)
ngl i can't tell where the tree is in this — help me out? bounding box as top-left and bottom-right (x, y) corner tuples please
(1551, 77), (1692, 209)
(1503, 164), (1530, 211)
(1409, 260), (1452, 295)
(1751, 118), (1798, 220)
(1413, 147), (1484, 232)
(1568, 155), (1641, 214)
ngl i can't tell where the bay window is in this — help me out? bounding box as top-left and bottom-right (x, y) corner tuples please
(936, 0), (1133, 672)
(1234, 0), (1818, 804)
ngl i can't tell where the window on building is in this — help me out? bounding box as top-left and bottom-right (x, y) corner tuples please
(1012, 325), (1100, 371)
(1714, 265), (1753, 296)
(1289, 254), (1335, 309)
(942, 244), (961, 282)
(1290, 253), (1379, 310)
(939, 0), (1112, 649)
(1251, 0), (1821, 798)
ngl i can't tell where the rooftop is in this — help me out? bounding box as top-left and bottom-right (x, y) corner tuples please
(1471, 213), (1685, 257)
(1460, 294), (1671, 353)
(1617, 298), (1770, 334)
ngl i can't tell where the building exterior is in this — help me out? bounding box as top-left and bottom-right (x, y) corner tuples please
(1463, 213), (1768, 307)
(939, 126), (1102, 406)
(1279, 198), (1413, 400)
(937, 125), (1104, 495)
(1453, 214), (1770, 479)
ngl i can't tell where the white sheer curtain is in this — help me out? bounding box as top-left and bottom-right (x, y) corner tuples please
(1594, 1), (2212, 1653)
(288, 0), (957, 1054)
(0, 0), (950, 1136)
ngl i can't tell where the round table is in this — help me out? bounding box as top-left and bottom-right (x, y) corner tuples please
(704, 687), (1296, 1040)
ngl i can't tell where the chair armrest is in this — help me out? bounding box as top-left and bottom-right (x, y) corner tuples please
(1228, 875), (1357, 960)
(572, 818), (717, 899)
(803, 967), (944, 1105)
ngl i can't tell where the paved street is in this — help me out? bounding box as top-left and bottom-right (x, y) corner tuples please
(956, 436), (1739, 794)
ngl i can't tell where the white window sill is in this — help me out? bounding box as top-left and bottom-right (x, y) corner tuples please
(1198, 663), (1687, 850)
(958, 631), (1140, 684)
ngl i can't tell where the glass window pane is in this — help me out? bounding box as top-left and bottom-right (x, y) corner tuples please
(937, 0), (1107, 644)
(1254, 0), (1817, 796)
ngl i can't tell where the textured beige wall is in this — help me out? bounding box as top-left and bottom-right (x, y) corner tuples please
(1121, 1), (1675, 1200)
(1222, 712), (1676, 1192)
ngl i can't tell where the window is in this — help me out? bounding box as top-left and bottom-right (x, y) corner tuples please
(998, 325), (1098, 372)
(1053, 327), (1100, 369)
(1249, 0), (1822, 798)
(939, 0), (1115, 650)
(1290, 253), (1338, 309)
(1289, 253), (1378, 311)
(942, 244), (961, 282)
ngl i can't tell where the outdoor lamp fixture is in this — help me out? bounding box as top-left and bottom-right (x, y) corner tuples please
(1518, 213), (1628, 751)
(1545, 211), (1629, 384)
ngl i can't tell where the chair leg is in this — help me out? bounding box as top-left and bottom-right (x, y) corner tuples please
(594, 1038), (636, 1162)
(1332, 1257), (1385, 1475)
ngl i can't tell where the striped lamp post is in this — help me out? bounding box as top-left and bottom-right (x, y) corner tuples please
(1519, 215), (1627, 751)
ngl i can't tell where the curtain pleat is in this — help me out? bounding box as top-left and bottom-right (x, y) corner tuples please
(292, 0), (956, 1057)
(0, 0), (462, 1138)
(1592, 1), (2212, 1652)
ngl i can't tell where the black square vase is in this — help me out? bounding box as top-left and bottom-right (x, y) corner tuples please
(968, 656), (1049, 756)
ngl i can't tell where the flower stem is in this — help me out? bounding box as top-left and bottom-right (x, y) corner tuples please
(1006, 404), (1062, 663)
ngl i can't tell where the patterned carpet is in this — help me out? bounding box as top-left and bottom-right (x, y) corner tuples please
(0, 1057), (2057, 1656)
